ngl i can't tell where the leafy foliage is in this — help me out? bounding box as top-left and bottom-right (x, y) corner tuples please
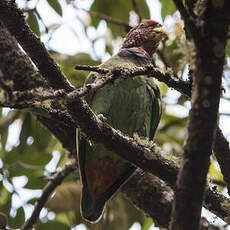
(47, 0), (62, 16)
(90, 0), (150, 36)
(27, 11), (40, 36)
(160, 0), (177, 20)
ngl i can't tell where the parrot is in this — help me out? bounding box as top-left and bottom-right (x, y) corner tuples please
(77, 19), (167, 223)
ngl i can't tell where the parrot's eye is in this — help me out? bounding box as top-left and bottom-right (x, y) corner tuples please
(139, 22), (148, 28)
(155, 23), (162, 28)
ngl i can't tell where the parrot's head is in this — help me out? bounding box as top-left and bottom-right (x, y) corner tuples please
(122, 20), (167, 56)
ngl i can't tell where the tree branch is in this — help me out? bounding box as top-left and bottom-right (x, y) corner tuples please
(22, 163), (76, 230)
(123, 171), (229, 229)
(0, 0), (74, 92)
(73, 64), (191, 100)
(122, 171), (172, 228)
(172, 0), (199, 37)
(214, 128), (230, 195)
(172, 0), (190, 20)
(170, 1), (230, 229)
(80, 9), (131, 31)
(0, 21), (76, 155)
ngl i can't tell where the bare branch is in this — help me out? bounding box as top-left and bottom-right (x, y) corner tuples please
(22, 163), (76, 230)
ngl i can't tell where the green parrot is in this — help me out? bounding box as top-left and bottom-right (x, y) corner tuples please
(78, 20), (167, 223)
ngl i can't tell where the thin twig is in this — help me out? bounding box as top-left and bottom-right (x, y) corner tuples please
(22, 163), (76, 230)
(72, 64), (191, 101)
(0, 110), (20, 133)
(34, 8), (49, 34)
(80, 9), (131, 31)
(219, 113), (230, 116)
(75, 65), (109, 74)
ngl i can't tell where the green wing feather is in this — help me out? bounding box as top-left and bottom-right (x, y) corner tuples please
(78, 54), (162, 222)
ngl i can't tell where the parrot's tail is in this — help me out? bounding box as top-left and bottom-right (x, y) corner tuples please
(80, 162), (136, 223)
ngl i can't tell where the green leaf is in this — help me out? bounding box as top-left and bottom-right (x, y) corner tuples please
(226, 39), (230, 57)
(18, 113), (52, 152)
(209, 159), (223, 181)
(157, 81), (168, 97)
(133, 0), (150, 20)
(5, 146), (52, 166)
(0, 195), (11, 228)
(160, 0), (177, 20)
(47, 0), (63, 16)
(106, 44), (113, 55)
(142, 217), (153, 230)
(1, 129), (8, 150)
(8, 207), (25, 229)
(45, 182), (81, 212)
(27, 11), (40, 36)
(25, 170), (47, 189)
(0, 186), (10, 209)
(90, 0), (150, 37)
(30, 115), (52, 152)
(4, 148), (19, 164)
(161, 114), (187, 126)
(25, 149), (52, 165)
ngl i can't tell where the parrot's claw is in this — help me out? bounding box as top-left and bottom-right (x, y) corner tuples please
(98, 114), (107, 122)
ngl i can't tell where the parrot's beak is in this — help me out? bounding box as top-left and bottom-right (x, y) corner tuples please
(153, 25), (168, 41)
